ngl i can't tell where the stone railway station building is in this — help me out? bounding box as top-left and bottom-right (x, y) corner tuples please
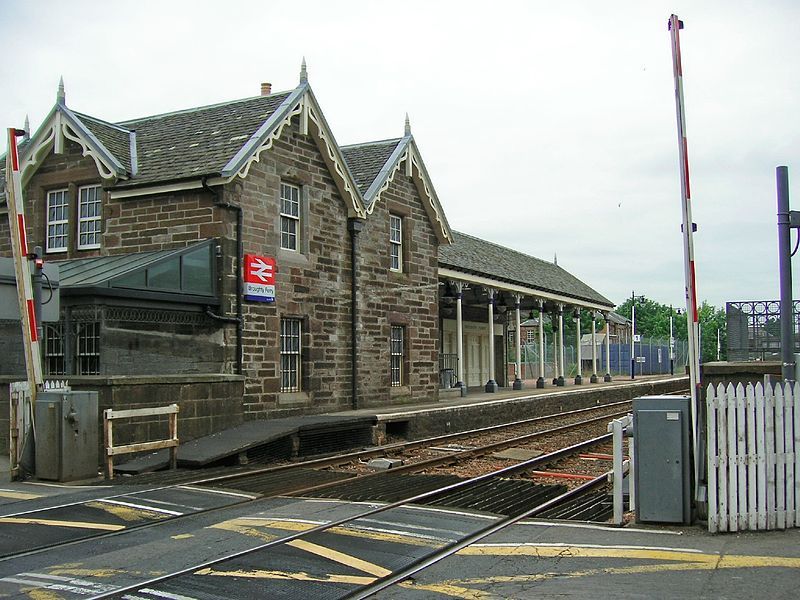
(0, 66), (614, 450)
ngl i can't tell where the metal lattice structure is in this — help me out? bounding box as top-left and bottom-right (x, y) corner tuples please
(726, 300), (800, 361)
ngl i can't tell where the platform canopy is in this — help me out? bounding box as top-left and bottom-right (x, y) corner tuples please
(438, 231), (614, 313)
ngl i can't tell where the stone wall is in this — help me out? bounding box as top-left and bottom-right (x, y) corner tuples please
(0, 374), (244, 459)
(0, 140), (101, 259)
(357, 161), (440, 407)
(701, 361), (781, 391)
(224, 116), (354, 419)
(381, 377), (690, 440)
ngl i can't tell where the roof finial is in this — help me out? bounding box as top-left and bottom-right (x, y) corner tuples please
(300, 57), (308, 84)
(404, 113), (411, 136)
(23, 115), (30, 140)
(57, 76), (65, 104)
(553, 252), (558, 266)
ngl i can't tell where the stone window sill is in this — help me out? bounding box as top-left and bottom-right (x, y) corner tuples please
(390, 385), (411, 397)
(278, 391), (310, 405)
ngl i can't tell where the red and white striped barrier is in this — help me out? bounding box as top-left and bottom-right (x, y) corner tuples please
(5, 127), (43, 389)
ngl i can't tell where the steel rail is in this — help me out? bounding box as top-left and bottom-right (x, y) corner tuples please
(343, 473), (610, 599)
(0, 400), (634, 520)
(280, 410), (624, 500)
(85, 433), (612, 600)
(187, 398), (637, 487)
(0, 404), (629, 562)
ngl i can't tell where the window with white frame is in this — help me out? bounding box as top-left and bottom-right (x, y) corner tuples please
(280, 318), (302, 392)
(526, 330), (536, 344)
(77, 185), (102, 250)
(389, 214), (402, 272)
(280, 182), (300, 251)
(390, 325), (404, 387)
(46, 189), (69, 253)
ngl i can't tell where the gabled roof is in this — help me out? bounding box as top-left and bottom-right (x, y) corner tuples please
(340, 133), (453, 243)
(5, 75), (367, 218)
(116, 90), (294, 186)
(439, 231), (614, 309)
(341, 138), (403, 195)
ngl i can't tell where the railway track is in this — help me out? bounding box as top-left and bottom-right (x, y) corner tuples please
(0, 401), (631, 562)
(0, 404), (644, 599)
(80, 434), (615, 599)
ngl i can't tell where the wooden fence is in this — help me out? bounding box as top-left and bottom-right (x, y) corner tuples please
(104, 404), (179, 479)
(706, 382), (799, 532)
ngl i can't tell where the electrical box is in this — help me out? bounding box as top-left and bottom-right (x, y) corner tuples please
(633, 395), (692, 524)
(34, 390), (99, 481)
(0, 257), (60, 321)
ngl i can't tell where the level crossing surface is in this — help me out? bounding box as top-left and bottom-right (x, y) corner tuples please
(0, 489), (798, 599)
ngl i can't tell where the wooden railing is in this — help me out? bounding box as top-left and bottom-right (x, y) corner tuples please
(103, 404), (179, 479)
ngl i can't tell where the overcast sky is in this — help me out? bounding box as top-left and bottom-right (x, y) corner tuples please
(2, 1), (798, 310)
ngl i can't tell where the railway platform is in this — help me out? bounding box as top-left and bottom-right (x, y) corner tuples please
(341, 374), (687, 442)
(109, 374), (686, 474)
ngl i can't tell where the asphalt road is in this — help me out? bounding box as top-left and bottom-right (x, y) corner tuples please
(1, 483), (799, 599)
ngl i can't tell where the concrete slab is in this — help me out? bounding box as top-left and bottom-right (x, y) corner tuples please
(491, 447), (543, 461)
(115, 414), (377, 474)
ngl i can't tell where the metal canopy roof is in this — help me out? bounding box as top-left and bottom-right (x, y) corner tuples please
(57, 239), (217, 304)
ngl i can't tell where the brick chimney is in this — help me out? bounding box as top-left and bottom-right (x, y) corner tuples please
(260, 82), (272, 96)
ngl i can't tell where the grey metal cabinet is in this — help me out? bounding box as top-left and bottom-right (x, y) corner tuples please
(34, 391), (99, 481)
(633, 395), (692, 524)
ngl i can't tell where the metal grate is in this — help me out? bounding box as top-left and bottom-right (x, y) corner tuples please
(727, 300), (800, 361)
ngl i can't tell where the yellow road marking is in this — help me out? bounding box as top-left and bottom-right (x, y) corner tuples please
(171, 533), (194, 540)
(195, 567), (376, 585)
(47, 567), (125, 578)
(0, 517), (124, 531)
(408, 583), (498, 599)
(84, 501), (170, 523)
(210, 520), (278, 543)
(24, 589), (62, 600)
(459, 544), (800, 568)
(0, 490), (41, 500)
(286, 539), (392, 577)
(196, 567), (495, 598)
(209, 519), (494, 598)
(210, 518), (438, 547)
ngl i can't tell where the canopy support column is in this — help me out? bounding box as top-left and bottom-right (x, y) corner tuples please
(590, 312), (599, 383)
(454, 281), (467, 396)
(557, 304), (565, 386)
(574, 308), (583, 385)
(513, 294), (523, 390)
(485, 289), (498, 393)
(604, 312), (613, 382)
(536, 300), (545, 388)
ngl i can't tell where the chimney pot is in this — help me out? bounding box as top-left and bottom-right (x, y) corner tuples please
(261, 82), (272, 96)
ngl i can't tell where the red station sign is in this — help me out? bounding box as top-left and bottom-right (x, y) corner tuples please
(243, 254), (276, 302)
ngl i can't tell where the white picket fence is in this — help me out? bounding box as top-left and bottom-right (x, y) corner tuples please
(706, 382), (800, 533)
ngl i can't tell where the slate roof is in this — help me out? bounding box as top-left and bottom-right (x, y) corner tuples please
(74, 112), (133, 172)
(2, 91), (296, 192)
(439, 231), (614, 308)
(340, 138), (403, 195)
(114, 91), (293, 186)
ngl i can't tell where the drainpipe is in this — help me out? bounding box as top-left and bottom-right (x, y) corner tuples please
(202, 177), (243, 375)
(348, 217), (365, 409)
